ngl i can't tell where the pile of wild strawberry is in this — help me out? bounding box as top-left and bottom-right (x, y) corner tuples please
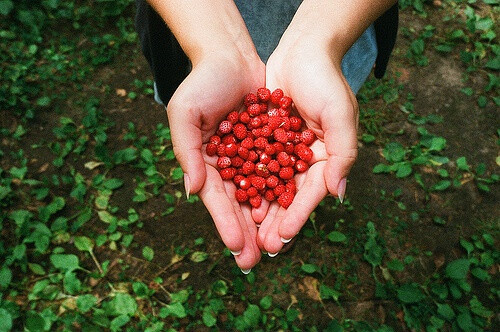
(206, 88), (316, 210)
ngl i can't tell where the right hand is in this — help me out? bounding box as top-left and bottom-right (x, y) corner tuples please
(166, 51), (266, 271)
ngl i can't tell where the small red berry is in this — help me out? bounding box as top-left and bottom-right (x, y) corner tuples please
(244, 92), (258, 107)
(254, 137), (268, 150)
(261, 125), (272, 137)
(279, 167), (294, 180)
(219, 120), (232, 134)
(217, 156), (231, 169)
(266, 175), (279, 189)
(220, 167), (237, 180)
(248, 103), (261, 117)
(295, 144), (313, 162)
(227, 111), (239, 124)
(285, 180), (297, 194)
(222, 134), (237, 145)
(257, 87), (271, 102)
(289, 116), (302, 131)
(225, 143), (238, 157)
(278, 191), (294, 208)
(241, 160), (255, 175)
(206, 143), (217, 156)
(279, 96), (292, 109)
(231, 156), (244, 168)
(239, 177), (251, 190)
(295, 160), (309, 173)
(271, 88), (284, 105)
(267, 108), (280, 117)
(233, 174), (245, 185)
(301, 129), (316, 146)
(237, 146), (249, 159)
(241, 137), (254, 149)
(239, 111), (251, 124)
(209, 135), (221, 145)
(216, 144), (226, 157)
(249, 195), (262, 208)
(278, 107), (290, 117)
(255, 162), (270, 178)
(274, 184), (286, 196)
(277, 152), (291, 167)
(251, 176), (266, 190)
(233, 123), (247, 140)
(235, 189), (248, 202)
(284, 142), (295, 154)
(267, 160), (280, 173)
(259, 153), (271, 164)
(264, 189), (276, 202)
(247, 187), (258, 197)
(247, 150), (258, 162)
(273, 127), (288, 143)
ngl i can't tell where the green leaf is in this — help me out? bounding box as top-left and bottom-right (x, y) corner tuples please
(36, 96), (51, 107)
(63, 271), (81, 294)
(202, 308), (217, 327)
(50, 254), (80, 272)
(108, 293), (137, 316)
(160, 302), (186, 318)
(190, 251), (208, 263)
(242, 304), (261, 327)
(445, 258), (470, 279)
(259, 295), (272, 309)
(387, 259), (404, 271)
(0, 308), (12, 332)
(0, 1), (14, 15)
(28, 263), (46, 275)
(397, 283), (425, 304)
(98, 210), (116, 224)
(485, 56), (500, 70)
(77, 294), (98, 313)
(327, 231), (347, 243)
(170, 289), (189, 303)
(373, 163), (390, 173)
(103, 178), (124, 190)
(460, 239), (474, 255)
(142, 246), (154, 261)
(319, 284), (340, 301)
(456, 312), (474, 331)
(456, 157), (469, 171)
(396, 162), (412, 178)
(460, 87), (474, 96)
(429, 137), (446, 151)
(431, 180), (451, 191)
(110, 315), (130, 332)
(74, 236), (94, 252)
(383, 142), (406, 162)
(469, 296), (493, 318)
(436, 303), (455, 320)
(0, 267), (12, 288)
(170, 167), (184, 180)
(25, 311), (46, 332)
(301, 264), (319, 274)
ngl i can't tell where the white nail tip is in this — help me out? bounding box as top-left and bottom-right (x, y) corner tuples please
(241, 268), (251, 274)
(230, 250), (241, 256)
(280, 237), (292, 243)
(268, 252), (278, 257)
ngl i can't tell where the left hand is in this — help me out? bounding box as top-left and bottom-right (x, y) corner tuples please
(257, 36), (359, 255)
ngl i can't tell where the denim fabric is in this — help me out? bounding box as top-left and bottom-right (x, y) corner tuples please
(154, 0), (377, 103)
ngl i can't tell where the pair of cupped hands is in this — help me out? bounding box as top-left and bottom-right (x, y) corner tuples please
(165, 38), (359, 273)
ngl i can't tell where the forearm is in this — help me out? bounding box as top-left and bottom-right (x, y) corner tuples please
(282, 0), (398, 63)
(146, 0), (259, 65)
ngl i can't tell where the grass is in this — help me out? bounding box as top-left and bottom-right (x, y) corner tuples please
(0, 0), (499, 331)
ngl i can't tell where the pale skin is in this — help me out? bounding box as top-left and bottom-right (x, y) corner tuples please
(146, 0), (398, 271)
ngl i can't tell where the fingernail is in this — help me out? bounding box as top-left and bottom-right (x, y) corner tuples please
(184, 174), (190, 200)
(230, 250), (241, 256)
(261, 250), (267, 255)
(268, 252), (278, 257)
(280, 237), (292, 244)
(241, 268), (251, 274)
(337, 177), (347, 204)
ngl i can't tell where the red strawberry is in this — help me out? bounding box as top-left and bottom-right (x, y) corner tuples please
(279, 96), (292, 109)
(295, 143), (313, 162)
(233, 123), (247, 140)
(235, 189), (248, 202)
(273, 184), (286, 196)
(219, 120), (232, 134)
(220, 167), (236, 180)
(237, 146), (249, 160)
(261, 125), (272, 137)
(249, 116), (262, 129)
(217, 156), (231, 169)
(231, 156), (244, 168)
(209, 135), (221, 145)
(276, 152), (291, 167)
(247, 150), (258, 162)
(239, 177), (251, 190)
(271, 88), (284, 105)
(247, 186), (258, 197)
(259, 153), (271, 164)
(225, 143), (238, 157)
(206, 143), (217, 156)
(242, 161), (255, 175)
(278, 191), (294, 208)
(273, 128), (288, 143)
(239, 111), (250, 124)
(257, 87), (271, 102)
(251, 176), (266, 190)
(264, 189), (276, 202)
(285, 180), (296, 194)
(241, 137), (254, 149)
(267, 160), (280, 173)
(255, 162), (270, 178)
(216, 144), (226, 157)
(227, 111), (239, 124)
(289, 116), (302, 131)
(249, 195), (262, 208)
(266, 175), (279, 189)
(254, 137), (268, 150)
(248, 103), (261, 117)
(295, 160), (309, 173)
(244, 92), (258, 107)
(267, 108), (280, 117)
(301, 129), (316, 146)
(279, 167), (294, 180)
(233, 174), (245, 185)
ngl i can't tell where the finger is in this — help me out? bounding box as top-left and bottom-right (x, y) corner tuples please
(262, 207), (287, 255)
(166, 105), (206, 196)
(278, 162), (328, 240)
(320, 99), (358, 200)
(223, 182), (261, 270)
(251, 199), (270, 224)
(256, 202), (280, 253)
(198, 166), (244, 252)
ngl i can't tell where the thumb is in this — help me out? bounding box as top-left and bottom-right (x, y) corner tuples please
(166, 106), (207, 197)
(321, 97), (358, 202)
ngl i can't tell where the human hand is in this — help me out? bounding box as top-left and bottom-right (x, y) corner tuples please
(167, 52), (266, 271)
(257, 37), (359, 255)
